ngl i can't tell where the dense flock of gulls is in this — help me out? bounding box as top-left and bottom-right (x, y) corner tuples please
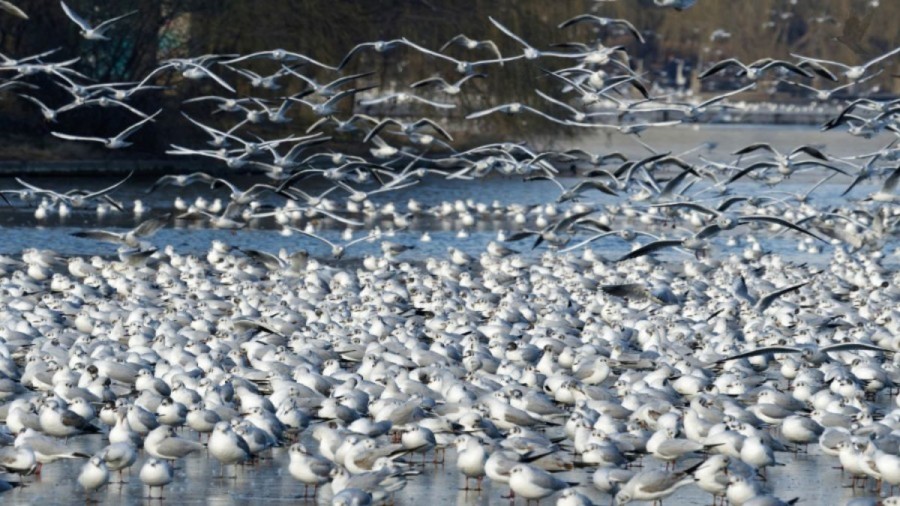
(2, 1), (900, 505)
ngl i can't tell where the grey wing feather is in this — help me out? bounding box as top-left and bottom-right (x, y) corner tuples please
(715, 346), (802, 364)
(755, 281), (808, 312)
(820, 343), (893, 354)
(617, 240), (682, 262)
(740, 216), (827, 243)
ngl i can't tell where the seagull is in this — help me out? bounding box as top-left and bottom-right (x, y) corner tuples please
(0, 446), (37, 476)
(72, 214), (169, 248)
(221, 48), (337, 70)
(145, 172), (218, 194)
(358, 92), (456, 110)
(16, 430), (90, 472)
(402, 37), (523, 74)
(363, 117), (453, 144)
(144, 426), (205, 461)
(489, 17), (582, 60)
(289, 444), (333, 497)
(650, 202), (828, 243)
(781, 75), (874, 102)
(337, 39), (407, 70)
(207, 421), (250, 475)
(508, 464), (576, 501)
(59, 1), (137, 41)
(439, 35), (504, 60)
(713, 342), (893, 365)
(140, 458), (174, 499)
(699, 57), (812, 80)
(95, 443), (137, 483)
(557, 14), (645, 43)
(287, 225), (383, 260)
(727, 275), (814, 313)
(791, 46), (900, 80)
(291, 86), (376, 116)
(17, 171), (133, 209)
(51, 109), (161, 149)
(78, 456), (109, 501)
(409, 73), (486, 95)
(615, 462), (702, 504)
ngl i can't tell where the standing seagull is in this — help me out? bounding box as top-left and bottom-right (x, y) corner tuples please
(60, 1), (137, 41)
(78, 456), (109, 501)
(139, 458), (174, 499)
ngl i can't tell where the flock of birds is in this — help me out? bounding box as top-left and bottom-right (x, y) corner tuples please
(1, 1), (900, 506)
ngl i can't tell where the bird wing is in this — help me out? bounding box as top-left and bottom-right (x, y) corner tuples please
(601, 283), (649, 299)
(72, 230), (125, 244)
(231, 317), (285, 337)
(60, 409), (89, 428)
(617, 240), (683, 262)
(733, 275), (757, 305)
(51, 131), (108, 144)
(698, 82), (755, 109)
(725, 162), (777, 185)
(820, 343), (893, 354)
(288, 226), (336, 249)
(755, 281), (808, 312)
(790, 145), (829, 161)
(59, 1), (92, 31)
(0, 0), (28, 19)
(698, 58), (743, 79)
(571, 180), (618, 197)
(93, 9), (137, 32)
(651, 202), (718, 215)
(503, 231), (538, 243)
(184, 63), (235, 93)
(132, 214), (169, 237)
(488, 16), (532, 49)
(880, 166), (900, 193)
(762, 60), (812, 78)
(409, 76), (446, 89)
(732, 143), (777, 157)
(85, 171), (134, 199)
(412, 118), (453, 141)
(466, 104), (515, 119)
(740, 216), (826, 243)
(694, 224), (723, 240)
(714, 346), (803, 363)
(115, 110), (161, 142)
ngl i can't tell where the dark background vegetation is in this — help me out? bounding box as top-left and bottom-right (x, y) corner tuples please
(0, 0), (897, 160)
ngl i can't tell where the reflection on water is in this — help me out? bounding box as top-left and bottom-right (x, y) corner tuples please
(1, 430), (882, 506)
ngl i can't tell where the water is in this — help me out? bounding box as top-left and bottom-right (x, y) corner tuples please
(1, 124), (897, 505)
(1, 431), (882, 505)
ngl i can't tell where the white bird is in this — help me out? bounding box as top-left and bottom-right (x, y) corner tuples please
(51, 109), (161, 149)
(139, 458), (174, 499)
(144, 426), (204, 461)
(95, 443), (137, 483)
(59, 1), (137, 41)
(78, 456), (109, 501)
(289, 443), (333, 497)
(509, 464), (576, 501)
(207, 422), (250, 475)
(615, 463), (700, 504)
(792, 46), (900, 80)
